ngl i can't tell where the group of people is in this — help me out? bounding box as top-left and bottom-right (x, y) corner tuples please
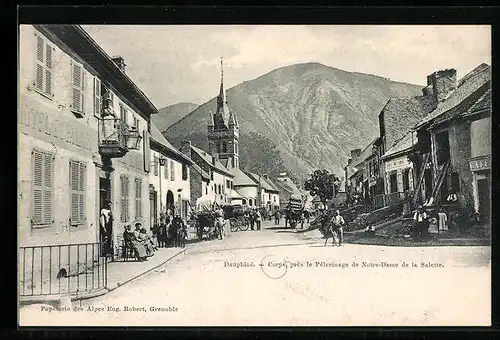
(123, 222), (158, 261)
(244, 209), (263, 231)
(152, 209), (187, 248)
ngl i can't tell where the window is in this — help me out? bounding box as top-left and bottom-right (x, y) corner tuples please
(120, 175), (130, 222)
(71, 61), (85, 114)
(120, 105), (128, 125)
(435, 131), (450, 165)
(170, 160), (175, 181)
(132, 116), (139, 130)
(69, 160), (86, 226)
(153, 156), (159, 176)
(34, 34), (53, 97)
(226, 180), (230, 188)
(210, 171), (214, 181)
(218, 185), (222, 194)
(249, 199), (253, 206)
(222, 142), (227, 153)
(31, 149), (53, 228)
(205, 187), (208, 195)
(102, 85), (114, 113)
(93, 77), (102, 117)
(135, 178), (142, 219)
(182, 164), (188, 181)
(164, 159), (169, 179)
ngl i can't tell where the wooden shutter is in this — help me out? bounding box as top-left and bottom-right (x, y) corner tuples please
(43, 152), (53, 224)
(45, 44), (52, 95)
(32, 150), (53, 227)
(135, 178), (142, 219)
(120, 175), (126, 223)
(154, 156), (159, 176)
(79, 162), (86, 223)
(125, 177), (130, 222)
(165, 159), (169, 179)
(35, 36), (44, 92)
(70, 161), (80, 224)
(170, 160), (175, 181)
(397, 171), (403, 193)
(143, 130), (150, 172)
(72, 62), (84, 113)
(32, 150), (44, 225)
(94, 77), (101, 118)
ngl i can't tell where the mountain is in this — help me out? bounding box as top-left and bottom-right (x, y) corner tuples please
(164, 62), (424, 183)
(152, 102), (199, 131)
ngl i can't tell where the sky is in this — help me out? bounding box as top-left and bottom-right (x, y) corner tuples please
(81, 25), (491, 109)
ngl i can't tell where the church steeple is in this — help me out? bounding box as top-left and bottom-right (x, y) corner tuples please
(207, 57), (240, 169)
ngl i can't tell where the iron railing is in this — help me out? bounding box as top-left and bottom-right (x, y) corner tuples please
(19, 242), (107, 297)
(98, 117), (128, 156)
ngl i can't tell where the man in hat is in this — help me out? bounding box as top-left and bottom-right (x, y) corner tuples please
(100, 201), (113, 257)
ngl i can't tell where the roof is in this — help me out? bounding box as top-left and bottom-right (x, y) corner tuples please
(275, 178), (302, 196)
(150, 124), (193, 165)
(190, 145), (233, 177)
(231, 167), (258, 187)
(190, 162), (210, 181)
(464, 88), (491, 116)
(41, 25), (157, 117)
(353, 137), (378, 168)
(231, 189), (243, 199)
(415, 63), (491, 129)
(381, 130), (415, 160)
(247, 173), (279, 192)
(265, 178), (280, 191)
(381, 95), (436, 150)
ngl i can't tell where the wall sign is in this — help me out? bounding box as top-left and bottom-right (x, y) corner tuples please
(469, 155), (491, 171)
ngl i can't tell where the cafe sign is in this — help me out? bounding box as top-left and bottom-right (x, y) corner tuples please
(469, 155), (491, 171)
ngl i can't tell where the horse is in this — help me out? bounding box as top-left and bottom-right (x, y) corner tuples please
(312, 212), (340, 246)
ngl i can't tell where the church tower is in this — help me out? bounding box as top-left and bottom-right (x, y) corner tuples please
(207, 57), (240, 168)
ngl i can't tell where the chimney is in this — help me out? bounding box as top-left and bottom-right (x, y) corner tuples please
(347, 158), (352, 166)
(263, 174), (269, 180)
(181, 141), (192, 158)
(112, 56), (126, 73)
(427, 69), (457, 102)
(350, 149), (361, 159)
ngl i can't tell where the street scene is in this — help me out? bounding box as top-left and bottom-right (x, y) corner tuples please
(18, 24), (491, 326)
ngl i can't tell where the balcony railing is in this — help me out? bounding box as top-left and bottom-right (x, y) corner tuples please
(19, 242), (107, 297)
(98, 117), (129, 158)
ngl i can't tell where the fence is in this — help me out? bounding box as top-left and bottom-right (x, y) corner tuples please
(19, 242), (107, 297)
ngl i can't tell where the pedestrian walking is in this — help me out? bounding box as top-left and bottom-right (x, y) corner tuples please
(330, 209), (345, 246)
(256, 209), (262, 230)
(214, 205), (225, 240)
(249, 209), (256, 230)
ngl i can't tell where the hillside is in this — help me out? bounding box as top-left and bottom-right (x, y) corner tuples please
(164, 62), (423, 182)
(152, 102), (199, 131)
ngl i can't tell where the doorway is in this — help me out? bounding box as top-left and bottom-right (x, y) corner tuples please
(477, 176), (490, 223)
(99, 177), (112, 258)
(150, 190), (158, 227)
(166, 190), (174, 213)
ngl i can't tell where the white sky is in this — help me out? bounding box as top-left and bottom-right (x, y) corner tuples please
(81, 25), (491, 109)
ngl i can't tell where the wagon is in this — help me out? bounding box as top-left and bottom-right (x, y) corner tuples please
(284, 195), (305, 229)
(224, 204), (250, 232)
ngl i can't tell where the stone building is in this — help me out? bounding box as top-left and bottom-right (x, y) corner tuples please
(412, 63), (491, 221)
(18, 25), (157, 298)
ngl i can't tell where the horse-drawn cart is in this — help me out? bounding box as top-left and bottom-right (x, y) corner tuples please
(224, 204), (250, 232)
(192, 197), (223, 241)
(284, 195), (305, 229)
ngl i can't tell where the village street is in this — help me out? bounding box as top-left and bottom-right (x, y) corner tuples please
(22, 220), (491, 327)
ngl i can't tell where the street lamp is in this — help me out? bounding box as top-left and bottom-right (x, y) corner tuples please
(126, 127), (142, 150)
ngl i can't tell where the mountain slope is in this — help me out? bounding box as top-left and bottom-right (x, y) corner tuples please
(152, 102), (199, 131)
(165, 62), (423, 182)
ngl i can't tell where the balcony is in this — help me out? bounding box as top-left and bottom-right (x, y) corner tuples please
(98, 118), (129, 158)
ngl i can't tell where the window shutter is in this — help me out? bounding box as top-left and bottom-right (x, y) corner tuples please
(94, 77), (101, 118)
(397, 171), (403, 193)
(125, 177), (130, 222)
(154, 156), (159, 176)
(120, 176), (126, 223)
(35, 36), (44, 91)
(78, 163), (86, 222)
(81, 69), (85, 113)
(143, 130), (150, 172)
(165, 160), (169, 179)
(170, 160), (175, 181)
(32, 150), (44, 225)
(72, 63), (82, 112)
(45, 45), (52, 95)
(43, 152), (53, 224)
(70, 161), (80, 224)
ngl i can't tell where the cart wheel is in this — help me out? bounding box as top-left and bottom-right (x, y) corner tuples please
(239, 219), (250, 231)
(230, 218), (238, 232)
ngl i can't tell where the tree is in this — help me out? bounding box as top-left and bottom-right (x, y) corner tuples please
(304, 170), (342, 209)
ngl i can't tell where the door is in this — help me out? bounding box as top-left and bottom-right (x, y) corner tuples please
(477, 177), (490, 223)
(99, 177), (112, 257)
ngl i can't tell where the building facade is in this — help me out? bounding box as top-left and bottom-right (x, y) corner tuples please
(149, 124), (192, 224)
(18, 25), (157, 296)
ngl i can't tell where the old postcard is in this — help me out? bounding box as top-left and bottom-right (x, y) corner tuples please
(18, 24), (491, 327)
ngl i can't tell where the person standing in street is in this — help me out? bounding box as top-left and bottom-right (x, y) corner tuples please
(275, 210), (281, 225)
(100, 201), (113, 257)
(413, 205), (429, 240)
(255, 209), (262, 230)
(330, 209), (346, 246)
